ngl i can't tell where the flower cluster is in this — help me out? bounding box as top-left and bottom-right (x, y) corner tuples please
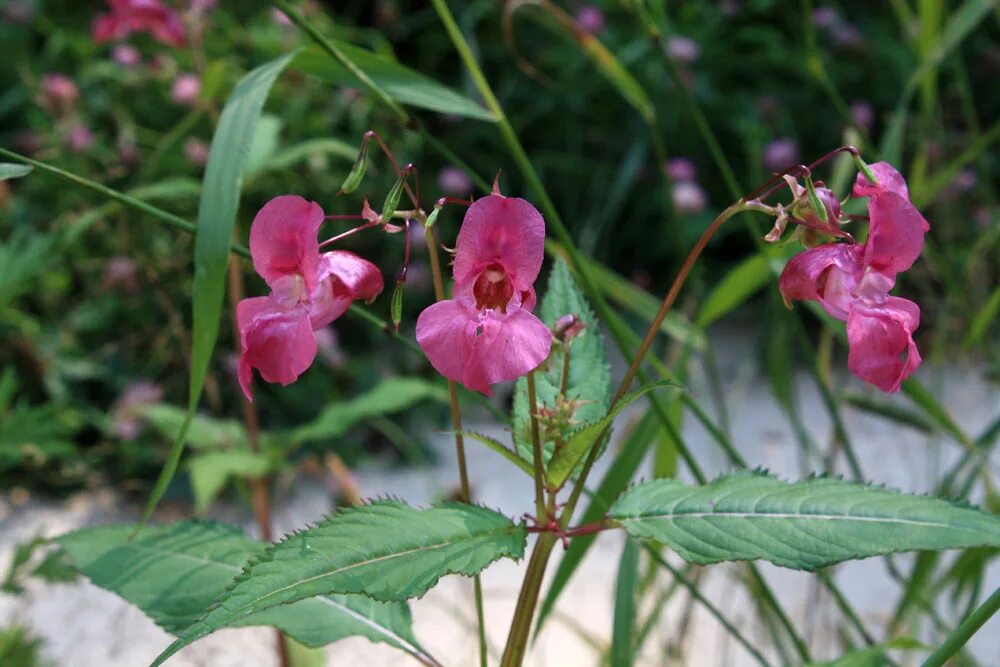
(415, 193), (553, 395)
(777, 162), (929, 392)
(92, 0), (186, 48)
(237, 196), (383, 401)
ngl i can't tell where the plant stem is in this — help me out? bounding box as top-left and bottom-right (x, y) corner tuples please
(500, 533), (557, 667)
(423, 222), (487, 667)
(526, 372), (546, 519)
(921, 585), (1000, 667)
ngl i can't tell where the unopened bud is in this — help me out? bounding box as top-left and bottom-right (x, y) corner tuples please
(390, 280), (405, 333)
(553, 314), (585, 342)
(339, 132), (371, 194)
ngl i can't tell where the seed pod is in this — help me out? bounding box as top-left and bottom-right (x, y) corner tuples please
(338, 135), (370, 194)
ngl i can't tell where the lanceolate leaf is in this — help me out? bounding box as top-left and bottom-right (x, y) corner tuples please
(513, 258), (611, 466)
(152, 502), (525, 666)
(292, 377), (448, 444)
(56, 521), (436, 664)
(141, 51), (297, 527)
(0, 163), (32, 180)
(610, 472), (1000, 570)
(293, 45), (493, 121)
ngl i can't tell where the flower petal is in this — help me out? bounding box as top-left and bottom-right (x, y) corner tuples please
(452, 194), (545, 293)
(852, 161), (910, 199)
(415, 299), (480, 390)
(778, 244), (862, 320)
(319, 250), (384, 303)
(846, 297), (921, 393)
(249, 195), (324, 293)
(471, 310), (553, 392)
(862, 191), (929, 277)
(236, 296), (317, 401)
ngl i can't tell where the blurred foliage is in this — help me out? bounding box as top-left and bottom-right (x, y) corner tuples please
(0, 0), (997, 500)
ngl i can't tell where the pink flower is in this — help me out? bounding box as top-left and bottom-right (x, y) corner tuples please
(416, 194), (552, 395)
(666, 36), (700, 64)
(112, 43), (142, 67)
(672, 181), (707, 215)
(40, 74), (78, 112)
(183, 137), (209, 166)
(92, 0), (186, 48)
(763, 137), (800, 172)
(438, 166), (472, 197)
(237, 196), (383, 401)
(111, 380), (163, 439)
(171, 73), (200, 106)
(66, 123), (94, 153)
(778, 162), (929, 392)
(664, 157), (697, 182)
(575, 6), (605, 34)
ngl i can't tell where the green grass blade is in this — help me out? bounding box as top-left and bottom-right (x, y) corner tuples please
(610, 539), (640, 667)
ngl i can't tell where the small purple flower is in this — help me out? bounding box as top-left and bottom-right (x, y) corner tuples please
(102, 256), (140, 293)
(66, 124), (94, 153)
(111, 380), (163, 440)
(271, 8), (293, 26)
(184, 137), (209, 167)
(575, 5), (605, 34)
(849, 100), (874, 133)
(40, 73), (78, 113)
(112, 44), (142, 68)
(438, 166), (472, 197)
(672, 181), (707, 215)
(171, 74), (200, 106)
(811, 6), (840, 28)
(664, 157), (698, 182)
(763, 138), (800, 173)
(1, 0), (35, 24)
(666, 36), (700, 64)
(830, 23), (863, 48)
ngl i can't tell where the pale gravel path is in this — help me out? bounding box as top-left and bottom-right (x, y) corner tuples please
(1, 352), (998, 666)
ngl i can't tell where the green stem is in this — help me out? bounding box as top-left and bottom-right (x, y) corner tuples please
(921, 585), (1000, 667)
(526, 372), (546, 519)
(500, 533), (557, 667)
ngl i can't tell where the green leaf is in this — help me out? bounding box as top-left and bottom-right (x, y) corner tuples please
(610, 539), (639, 667)
(140, 404), (248, 450)
(292, 377), (447, 444)
(151, 502), (525, 666)
(57, 521), (436, 663)
(0, 163), (32, 180)
(804, 638), (925, 666)
(292, 45), (493, 121)
(0, 230), (58, 308)
(246, 137), (356, 178)
(546, 381), (678, 489)
(140, 51), (298, 527)
(189, 450), (272, 511)
(610, 472), (1000, 570)
(512, 258), (611, 468)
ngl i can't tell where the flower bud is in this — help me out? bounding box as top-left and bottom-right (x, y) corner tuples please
(553, 314), (585, 342)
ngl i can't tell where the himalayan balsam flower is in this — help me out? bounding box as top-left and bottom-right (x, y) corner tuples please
(112, 44), (142, 67)
(438, 166), (472, 197)
(40, 74), (78, 112)
(237, 195), (383, 401)
(92, 0), (186, 48)
(575, 6), (605, 34)
(763, 137), (800, 172)
(416, 194), (552, 395)
(664, 157), (697, 182)
(779, 162), (929, 392)
(672, 181), (707, 215)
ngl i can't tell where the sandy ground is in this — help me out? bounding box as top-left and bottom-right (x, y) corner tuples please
(2, 344), (998, 666)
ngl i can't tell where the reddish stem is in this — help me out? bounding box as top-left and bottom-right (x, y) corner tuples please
(367, 130), (421, 209)
(319, 220), (379, 248)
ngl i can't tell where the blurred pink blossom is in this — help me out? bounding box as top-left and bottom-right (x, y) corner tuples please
(92, 0), (186, 48)
(575, 6), (605, 34)
(111, 380), (163, 439)
(112, 43), (142, 67)
(849, 99), (874, 133)
(66, 124), (94, 153)
(271, 8), (293, 26)
(1, 0), (35, 24)
(671, 181), (707, 215)
(184, 137), (209, 166)
(171, 73), (200, 106)
(763, 137), (800, 172)
(438, 166), (472, 197)
(102, 256), (141, 293)
(666, 36), (700, 64)
(664, 157), (698, 182)
(40, 73), (78, 113)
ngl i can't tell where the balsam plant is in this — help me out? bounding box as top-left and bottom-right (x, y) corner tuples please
(2, 1), (999, 666)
